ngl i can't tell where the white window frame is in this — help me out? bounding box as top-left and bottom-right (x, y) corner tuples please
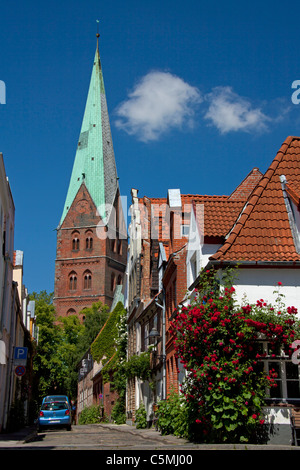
(259, 340), (300, 403)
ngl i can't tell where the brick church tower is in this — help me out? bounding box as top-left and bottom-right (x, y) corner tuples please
(54, 35), (127, 320)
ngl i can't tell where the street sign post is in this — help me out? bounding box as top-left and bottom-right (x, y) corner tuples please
(15, 365), (26, 377)
(14, 347), (28, 366)
(14, 347), (28, 361)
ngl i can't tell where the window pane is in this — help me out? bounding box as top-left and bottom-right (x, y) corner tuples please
(256, 342), (264, 356)
(269, 362), (281, 378)
(267, 343), (280, 356)
(286, 362), (299, 380)
(270, 380), (282, 399)
(287, 381), (300, 399)
(255, 361), (264, 373)
(268, 362), (282, 399)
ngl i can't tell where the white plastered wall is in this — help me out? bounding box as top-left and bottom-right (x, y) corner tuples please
(228, 268), (300, 313)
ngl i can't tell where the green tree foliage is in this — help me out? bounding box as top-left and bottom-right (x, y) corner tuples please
(58, 301), (109, 399)
(31, 291), (67, 401)
(58, 315), (84, 398)
(91, 302), (122, 362)
(110, 304), (128, 424)
(76, 302), (109, 357)
(124, 352), (151, 381)
(90, 302), (128, 424)
(31, 293), (110, 404)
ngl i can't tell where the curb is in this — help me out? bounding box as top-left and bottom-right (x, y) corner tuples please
(96, 423), (300, 450)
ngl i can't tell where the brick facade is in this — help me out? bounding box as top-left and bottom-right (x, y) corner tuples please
(54, 183), (127, 319)
(92, 368), (119, 420)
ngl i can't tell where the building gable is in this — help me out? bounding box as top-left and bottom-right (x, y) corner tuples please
(210, 136), (300, 264)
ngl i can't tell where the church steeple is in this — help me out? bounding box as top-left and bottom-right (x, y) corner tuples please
(54, 35), (127, 320)
(59, 33), (118, 227)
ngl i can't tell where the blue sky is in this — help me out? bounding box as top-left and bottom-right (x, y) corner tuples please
(1, 0), (300, 294)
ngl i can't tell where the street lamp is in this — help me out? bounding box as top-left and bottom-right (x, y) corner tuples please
(149, 328), (166, 363)
(149, 327), (160, 339)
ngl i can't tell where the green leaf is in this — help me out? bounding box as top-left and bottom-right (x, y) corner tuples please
(214, 421), (223, 429)
(214, 407), (224, 413)
(225, 422), (238, 432)
(253, 397), (261, 407)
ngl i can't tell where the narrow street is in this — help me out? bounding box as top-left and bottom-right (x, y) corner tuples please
(0, 423), (298, 453)
(0, 423), (198, 451)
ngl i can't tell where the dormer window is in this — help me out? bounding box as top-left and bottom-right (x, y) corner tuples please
(181, 224), (190, 237)
(181, 211), (190, 237)
(280, 175), (300, 253)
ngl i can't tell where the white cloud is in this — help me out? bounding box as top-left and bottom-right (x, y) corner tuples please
(204, 86), (270, 134)
(115, 71), (202, 142)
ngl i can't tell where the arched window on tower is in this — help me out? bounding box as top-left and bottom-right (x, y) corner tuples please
(67, 308), (76, 316)
(85, 230), (93, 250)
(117, 274), (122, 286)
(83, 270), (92, 289)
(86, 236), (93, 250)
(69, 272), (77, 290)
(72, 231), (80, 251)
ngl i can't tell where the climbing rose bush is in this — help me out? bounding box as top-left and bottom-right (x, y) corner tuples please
(169, 268), (300, 443)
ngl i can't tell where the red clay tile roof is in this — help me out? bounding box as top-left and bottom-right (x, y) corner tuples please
(183, 167), (262, 239)
(210, 136), (300, 263)
(228, 167), (263, 201)
(190, 195), (245, 239)
(137, 167), (263, 247)
(286, 182), (300, 208)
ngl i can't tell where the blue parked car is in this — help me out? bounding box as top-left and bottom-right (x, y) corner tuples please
(38, 397), (72, 432)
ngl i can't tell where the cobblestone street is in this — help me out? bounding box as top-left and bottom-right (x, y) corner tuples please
(1, 423), (299, 452)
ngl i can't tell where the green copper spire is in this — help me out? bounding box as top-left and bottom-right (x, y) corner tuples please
(59, 35), (118, 226)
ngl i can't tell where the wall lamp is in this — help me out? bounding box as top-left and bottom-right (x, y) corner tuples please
(149, 328), (166, 363)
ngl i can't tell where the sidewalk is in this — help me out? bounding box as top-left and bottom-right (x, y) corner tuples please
(97, 423), (300, 450)
(0, 424), (37, 446)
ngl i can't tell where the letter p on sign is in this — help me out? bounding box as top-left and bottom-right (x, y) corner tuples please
(14, 347), (28, 360)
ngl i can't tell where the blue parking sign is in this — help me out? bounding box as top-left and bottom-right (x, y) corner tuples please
(14, 347), (28, 360)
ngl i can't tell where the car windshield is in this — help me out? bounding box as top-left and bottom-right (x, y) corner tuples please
(41, 402), (68, 411)
(44, 396), (67, 402)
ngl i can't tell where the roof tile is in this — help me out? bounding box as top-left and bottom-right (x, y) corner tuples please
(210, 136), (300, 263)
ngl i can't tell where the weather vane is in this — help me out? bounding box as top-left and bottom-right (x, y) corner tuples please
(96, 19), (100, 38)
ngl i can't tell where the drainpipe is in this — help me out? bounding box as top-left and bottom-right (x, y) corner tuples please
(155, 287), (166, 401)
